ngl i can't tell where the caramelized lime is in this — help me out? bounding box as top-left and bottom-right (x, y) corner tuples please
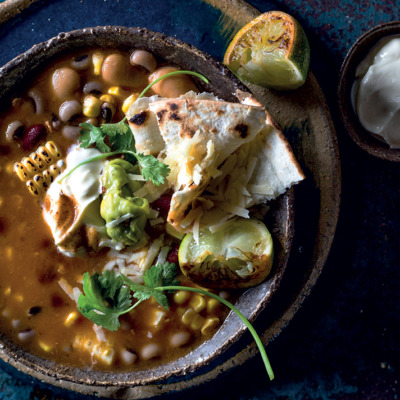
(223, 11), (310, 90)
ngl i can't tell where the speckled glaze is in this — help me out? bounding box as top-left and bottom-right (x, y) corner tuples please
(338, 21), (400, 162)
(0, 26), (295, 397)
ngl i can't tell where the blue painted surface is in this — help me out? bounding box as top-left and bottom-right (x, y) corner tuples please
(1, 0), (400, 399)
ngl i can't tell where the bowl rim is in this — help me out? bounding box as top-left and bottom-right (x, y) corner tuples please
(338, 20), (400, 162)
(0, 25), (294, 392)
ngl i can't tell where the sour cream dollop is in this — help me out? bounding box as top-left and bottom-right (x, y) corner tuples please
(353, 36), (400, 148)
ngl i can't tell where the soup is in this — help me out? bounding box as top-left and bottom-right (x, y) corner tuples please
(0, 49), (231, 370)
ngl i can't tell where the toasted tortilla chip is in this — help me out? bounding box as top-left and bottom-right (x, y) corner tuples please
(148, 98), (267, 227)
(126, 92), (304, 232)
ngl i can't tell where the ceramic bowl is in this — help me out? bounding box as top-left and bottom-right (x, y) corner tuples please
(338, 21), (400, 162)
(0, 26), (293, 398)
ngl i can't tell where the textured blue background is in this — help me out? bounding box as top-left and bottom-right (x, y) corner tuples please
(0, 0), (400, 399)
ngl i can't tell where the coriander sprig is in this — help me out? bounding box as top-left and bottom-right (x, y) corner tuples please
(78, 263), (274, 381)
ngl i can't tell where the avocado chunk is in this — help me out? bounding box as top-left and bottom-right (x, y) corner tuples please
(100, 159), (149, 246)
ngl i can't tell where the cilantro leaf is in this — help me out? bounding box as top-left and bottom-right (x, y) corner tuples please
(121, 276), (170, 309)
(144, 262), (180, 291)
(76, 121), (169, 185)
(79, 123), (111, 153)
(101, 120), (134, 153)
(136, 153), (171, 186)
(78, 271), (132, 331)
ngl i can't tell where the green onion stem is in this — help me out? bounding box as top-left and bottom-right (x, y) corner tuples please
(157, 285), (274, 381)
(138, 70), (209, 100)
(58, 150), (136, 183)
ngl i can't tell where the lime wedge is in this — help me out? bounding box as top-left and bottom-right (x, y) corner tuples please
(178, 218), (273, 289)
(223, 11), (310, 90)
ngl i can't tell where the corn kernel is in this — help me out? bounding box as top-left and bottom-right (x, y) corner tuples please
(5, 247), (12, 260)
(174, 290), (190, 305)
(15, 294), (23, 303)
(201, 317), (220, 335)
(122, 93), (139, 114)
(176, 307), (185, 316)
(148, 309), (166, 329)
(92, 52), (104, 75)
(4, 287), (11, 296)
(83, 95), (102, 117)
(189, 294), (206, 313)
(181, 308), (196, 325)
(206, 298), (220, 314)
(64, 311), (79, 327)
(99, 94), (115, 104)
(108, 86), (127, 97)
(101, 348), (115, 365)
(0, 196), (3, 208)
(38, 341), (52, 352)
(190, 314), (205, 330)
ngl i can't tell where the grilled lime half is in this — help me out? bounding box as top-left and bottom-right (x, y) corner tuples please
(223, 11), (310, 90)
(178, 218), (273, 289)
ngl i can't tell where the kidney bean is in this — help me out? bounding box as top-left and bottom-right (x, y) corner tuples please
(167, 243), (179, 264)
(21, 124), (47, 151)
(151, 194), (172, 219)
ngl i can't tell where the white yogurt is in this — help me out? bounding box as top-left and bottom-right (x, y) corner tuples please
(353, 36), (400, 148)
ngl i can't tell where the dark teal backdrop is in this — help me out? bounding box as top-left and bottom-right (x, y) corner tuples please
(0, 1), (399, 399)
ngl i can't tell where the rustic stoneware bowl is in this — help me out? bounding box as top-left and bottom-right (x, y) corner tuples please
(0, 26), (293, 398)
(338, 21), (400, 162)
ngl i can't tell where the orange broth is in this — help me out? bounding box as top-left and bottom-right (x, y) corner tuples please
(0, 49), (229, 370)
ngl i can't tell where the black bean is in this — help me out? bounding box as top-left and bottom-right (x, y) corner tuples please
(28, 306), (42, 316)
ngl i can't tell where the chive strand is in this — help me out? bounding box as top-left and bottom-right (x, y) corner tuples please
(157, 285), (274, 381)
(138, 70), (209, 100)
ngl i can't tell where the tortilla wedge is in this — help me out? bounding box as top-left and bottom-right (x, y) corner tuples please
(127, 92), (304, 231)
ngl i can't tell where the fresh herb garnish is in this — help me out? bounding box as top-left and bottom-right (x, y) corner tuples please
(78, 262), (274, 381)
(60, 70), (209, 186)
(79, 119), (133, 154)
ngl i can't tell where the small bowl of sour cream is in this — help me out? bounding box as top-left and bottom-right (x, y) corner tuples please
(338, 21), (400, 161)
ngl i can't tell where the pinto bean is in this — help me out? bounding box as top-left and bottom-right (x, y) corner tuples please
(130, 50), (157, 72)
(149, 66), (198, 97)
(52, 67), (80, 99)
(101, 53), (147, 87)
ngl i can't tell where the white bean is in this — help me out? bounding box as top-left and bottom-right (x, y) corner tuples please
(170, 331), (192, 348)
(140, 343), (161, 360)
(121, 349), (137, 365)
(59, 100), (81, 122)
(18, 329), (35, 342)
(62, 125), (81, 140)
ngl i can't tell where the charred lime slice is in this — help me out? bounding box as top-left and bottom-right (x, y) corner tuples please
(178, 218), (273, 289)
(223, 11), (310, 90)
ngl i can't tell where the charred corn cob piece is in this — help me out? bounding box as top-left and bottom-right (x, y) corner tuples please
(14, 141), (64, 196)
